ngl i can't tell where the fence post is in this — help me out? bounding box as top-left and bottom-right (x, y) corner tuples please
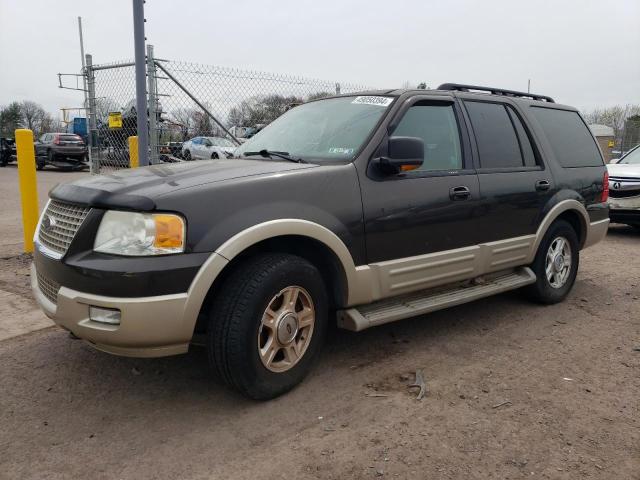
(86, 54), (99, 174)
(128, 136), (139, 168)
(132, 0), (149, 166)
(15, 129), (39, 254)
(147, 44), (159, 164)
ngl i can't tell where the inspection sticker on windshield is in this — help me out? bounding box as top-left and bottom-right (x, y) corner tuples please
(352, 96), (393, 107)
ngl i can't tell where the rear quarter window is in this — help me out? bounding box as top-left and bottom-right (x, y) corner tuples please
(531, 107), (603, 167)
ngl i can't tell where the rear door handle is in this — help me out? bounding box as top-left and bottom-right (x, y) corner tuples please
(449, 185), (471, 200)
(535, 180), (551, 191)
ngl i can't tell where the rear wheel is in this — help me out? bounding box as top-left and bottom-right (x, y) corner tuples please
(183, 150), (191, 161)
(525, 219), (579, 304)
(207, 253), (328, 400)
(211, 152), (219, 159)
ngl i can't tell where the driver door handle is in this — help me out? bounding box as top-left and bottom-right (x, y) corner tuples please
(449, 185), (471, 200)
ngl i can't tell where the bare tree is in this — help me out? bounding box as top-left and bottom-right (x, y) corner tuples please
(227, 94), (303, 128)
(20, 101), (52, 136)
(584, 104), (640, 150)
(94, 98), (120, 124)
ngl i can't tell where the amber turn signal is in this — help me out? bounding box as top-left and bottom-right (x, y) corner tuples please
(153, 214), (185, 249)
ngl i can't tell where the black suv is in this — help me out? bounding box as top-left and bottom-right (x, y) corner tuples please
(31, 84), (609, 399)
(35, 132), (87, 170)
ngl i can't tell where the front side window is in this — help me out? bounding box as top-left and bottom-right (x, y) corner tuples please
(465, 101), (530, 169)
(236, 96), (394, 162)
(392, 103), (463, 171)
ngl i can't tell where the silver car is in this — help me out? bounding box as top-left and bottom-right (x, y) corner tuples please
(608, 144), (640, 228)
(181, 136), (236, 160)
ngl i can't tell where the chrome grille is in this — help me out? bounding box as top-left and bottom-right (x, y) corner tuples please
(36, 271), (60, 305)
(37, 200), (91, 257)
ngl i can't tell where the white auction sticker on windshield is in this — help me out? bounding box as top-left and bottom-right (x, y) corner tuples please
(351, 96), (393, 107)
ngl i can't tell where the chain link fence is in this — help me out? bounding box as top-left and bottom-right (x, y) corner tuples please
(86, 48), (370, 173)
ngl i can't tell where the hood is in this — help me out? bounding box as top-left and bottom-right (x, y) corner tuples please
(50, 159), (316, 211)
(607, 163), (640, 178)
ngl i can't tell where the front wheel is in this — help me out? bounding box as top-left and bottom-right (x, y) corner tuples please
(207, 253), (328, 400)
(183, 150), (191, 161)
(525, 219), (579, 304)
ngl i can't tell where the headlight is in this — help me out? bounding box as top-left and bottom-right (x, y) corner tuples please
(94, 211), (185, 256)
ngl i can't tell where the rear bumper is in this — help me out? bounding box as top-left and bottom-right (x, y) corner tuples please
(31, 263), (191, 357)
(51, 147), (87, 157)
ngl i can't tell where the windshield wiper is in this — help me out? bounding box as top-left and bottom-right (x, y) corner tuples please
(243, 149), (307, 163)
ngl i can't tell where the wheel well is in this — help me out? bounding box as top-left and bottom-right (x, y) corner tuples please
(556, 210), (586, 248)
(194, 235), (348, 334)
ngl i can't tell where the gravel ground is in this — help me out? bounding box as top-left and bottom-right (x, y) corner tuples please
(0, 226), (638, 479)
(0, 168), (638, 479)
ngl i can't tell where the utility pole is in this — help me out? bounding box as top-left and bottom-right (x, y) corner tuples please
(77, 17), (93, 173)
(78, 17), (88, 108)
(132, 0), (149, 166)
(527, 79), (531, 93)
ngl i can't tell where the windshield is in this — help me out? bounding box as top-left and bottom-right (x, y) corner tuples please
(620, 145), (640, 165)
(235, 95), (394, 161)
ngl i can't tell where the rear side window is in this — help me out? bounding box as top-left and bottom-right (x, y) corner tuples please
(531, 107), (603, 167)
(465, 101), (537, 169)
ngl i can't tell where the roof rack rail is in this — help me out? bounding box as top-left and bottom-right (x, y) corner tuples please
(437, 83), (555, 103)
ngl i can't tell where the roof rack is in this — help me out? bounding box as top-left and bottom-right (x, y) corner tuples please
(437, 83), (555, 103)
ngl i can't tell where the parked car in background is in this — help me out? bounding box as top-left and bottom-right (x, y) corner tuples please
(0, 137), (16, 166)
(34, 133), (87, 170)
(181, 136), (236, 160)
(32, 85), (609, 400)
(607, 144), (640, 228)
(159, 141), (184, 161)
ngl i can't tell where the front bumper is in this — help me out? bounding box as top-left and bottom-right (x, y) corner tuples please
(608, 196), (640, 225)
(31, 263), (191, 357)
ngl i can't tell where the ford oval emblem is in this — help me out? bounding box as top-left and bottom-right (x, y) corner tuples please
(41, 215), (56, 231)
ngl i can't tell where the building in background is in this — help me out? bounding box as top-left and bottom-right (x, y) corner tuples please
(589, 124), (615, 163)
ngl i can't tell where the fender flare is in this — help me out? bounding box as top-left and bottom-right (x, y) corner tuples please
(526, 199), (590, 262)
(180, 219), (362, 336)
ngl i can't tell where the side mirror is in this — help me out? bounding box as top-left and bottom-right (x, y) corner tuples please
(204, 140), (213, 147)
(373, 136), (424, 174)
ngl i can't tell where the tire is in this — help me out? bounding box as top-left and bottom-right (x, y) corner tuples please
(211, 152), (219, 159)
(36, 154), (47, 171)
(525, 219), (579, 304)
(207, 253), (328, 400)
(183, 150), (191, 161)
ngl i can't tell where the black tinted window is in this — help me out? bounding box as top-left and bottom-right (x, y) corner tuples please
(393, 103), (462, 171)
(465, 101), (523, 169)
(531, 107), (603, 167)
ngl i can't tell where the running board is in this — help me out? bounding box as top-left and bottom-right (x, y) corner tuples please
(336, 267), (536, 332)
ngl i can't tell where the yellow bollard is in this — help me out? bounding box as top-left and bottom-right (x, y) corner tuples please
(128, 136), (139, 168)
(15, 129), (39, 253)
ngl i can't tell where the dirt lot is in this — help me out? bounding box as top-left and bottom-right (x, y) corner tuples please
(0, 168), (638, 479)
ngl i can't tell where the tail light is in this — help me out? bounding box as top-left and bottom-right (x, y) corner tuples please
(601, 170), (609, 202)
(53, 135), (60, 145)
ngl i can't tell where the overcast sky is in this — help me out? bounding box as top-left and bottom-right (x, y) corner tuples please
(1, 0), (638, 118)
